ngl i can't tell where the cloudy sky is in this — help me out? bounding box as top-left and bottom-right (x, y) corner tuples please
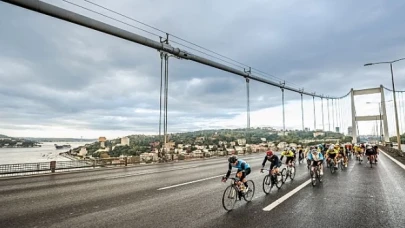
(1, 0), (405, 139)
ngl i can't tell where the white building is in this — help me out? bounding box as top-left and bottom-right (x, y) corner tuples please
(313, 131), (325, 137)
(79, 147), (88, 157)
(237, 138), (246, 146)
(121, 137), (130, 146)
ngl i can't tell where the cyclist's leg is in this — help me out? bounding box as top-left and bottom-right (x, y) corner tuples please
(319, 160), (324, 175)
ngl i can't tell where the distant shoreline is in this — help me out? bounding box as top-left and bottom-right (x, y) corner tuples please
(0, 146), (42, 149)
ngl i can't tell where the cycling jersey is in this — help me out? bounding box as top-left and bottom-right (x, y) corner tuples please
(262, 155), (280, 169)
(281, 151), (294, 157)
(230, 159), (250, 170)
(308, 152), (324, 161)
(326, 149), (338, 155)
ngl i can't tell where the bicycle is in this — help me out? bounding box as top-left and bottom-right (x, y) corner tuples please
(306, 159), (311, 173)
(337, 155), (345, 171)
(356, 153), (363, 164)
(327, 157), (338, 174)
(368, 154), (376, 168)
(221, 177), (255, 211)
(310, 162), (322, 186)
(262, 168), (284, 194)
(282, 161), (296, 182)
(298, 152), (305, 164)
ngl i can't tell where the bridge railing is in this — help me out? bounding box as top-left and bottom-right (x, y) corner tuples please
(0, 150), (264, 177)
(0, 158), (133, 177)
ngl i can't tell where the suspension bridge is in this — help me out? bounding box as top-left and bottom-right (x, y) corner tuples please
(1, 0), (405, 227)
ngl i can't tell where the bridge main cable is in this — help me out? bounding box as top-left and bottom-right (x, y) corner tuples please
(0, 0), (346, 99)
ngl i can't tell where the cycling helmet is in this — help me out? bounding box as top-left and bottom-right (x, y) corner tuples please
(266, 150), (274, 156)
(228, 155), (238, 163)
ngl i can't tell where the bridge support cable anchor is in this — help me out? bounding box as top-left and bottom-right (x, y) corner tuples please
(244, 67), (251, 139)
(300, 91), (304, 131)
(281, 81), (286, 136)
(313, 95), (316, 130)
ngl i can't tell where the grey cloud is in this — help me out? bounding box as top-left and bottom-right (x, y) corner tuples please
(1, 0), (405, 136)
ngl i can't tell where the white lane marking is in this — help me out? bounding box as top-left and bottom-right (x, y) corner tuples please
(379, 150), (405, 170)
(263, 179), (311, 211)
(157, 174), (225, 190)
(104, 165), (199, 180)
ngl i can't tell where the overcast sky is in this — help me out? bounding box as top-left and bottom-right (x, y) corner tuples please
(1, 0), (405, 139)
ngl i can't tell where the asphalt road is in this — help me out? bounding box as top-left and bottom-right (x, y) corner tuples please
(1, 151), (405, 228)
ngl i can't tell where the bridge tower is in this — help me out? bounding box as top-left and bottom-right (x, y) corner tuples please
(351, 85), (389, 144)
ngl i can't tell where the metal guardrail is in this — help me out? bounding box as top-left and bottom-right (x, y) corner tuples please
(0, 150), (261, 178)
(0, 158), (131, 177)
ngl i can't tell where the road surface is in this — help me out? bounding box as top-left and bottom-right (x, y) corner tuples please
(1, 151), (405, 228)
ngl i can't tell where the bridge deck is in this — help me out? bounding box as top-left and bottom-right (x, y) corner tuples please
(0, 151), (404, 228)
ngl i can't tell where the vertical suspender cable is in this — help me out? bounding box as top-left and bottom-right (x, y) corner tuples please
(332, 99), (335, 131)
(313, 96), (316, 130)
(401, 92), (405, 132)
(164, 53), (169, 150)
(327, 99), (330, 131)
(321, 98), (325, 131)
(246, 77), (250, 137)
(282, 88), (285, 136)
(159, 52), (163, 143)
(301, 93), (304, 131)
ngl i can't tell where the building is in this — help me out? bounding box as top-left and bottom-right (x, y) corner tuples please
(335, 127), (340, 133)
(78, 147), (88, 157)
(313, 131), (325, 138)
(99, 137), (107, 148)
(237, 138), (246, 146)
(348, 126), (353, 135)
(277, 131), (289, 136)
(121, 137), (130, 146)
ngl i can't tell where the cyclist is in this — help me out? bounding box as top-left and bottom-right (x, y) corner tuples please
(365, 145), (377, 163)
(297, 145), (304, 163)
(308, 147), (324, 178)
(281, 147), (295, 167)
(354, 144), (363, 161)
(325, 144), (339, 168)
(222, 155), (251, 193)
(291, 147), (297, 161)
(260, 150), (281, 176)
(373, 145), (379, 162)
(338, 144), (348, 168)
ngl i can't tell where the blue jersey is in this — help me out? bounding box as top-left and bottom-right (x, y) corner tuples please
(226, 159), (250, 178)
(308, 152), (324, 161)
(230, 159), (250, 170)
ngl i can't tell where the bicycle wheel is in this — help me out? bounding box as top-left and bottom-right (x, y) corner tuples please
(243, 180), (255, 202)
(289, 166), (296, 180)
(222, 185), (238, 211)
(340, 160), (344, 170)
(330, 161), (335, 174)
(262, 175), (272, 194)
(281, 168), (287, 183)
(276, 172), (283, 189)
(370, 156), (373, 168)
(317, 168), (322, 183)
(310, 170), (316, 187)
